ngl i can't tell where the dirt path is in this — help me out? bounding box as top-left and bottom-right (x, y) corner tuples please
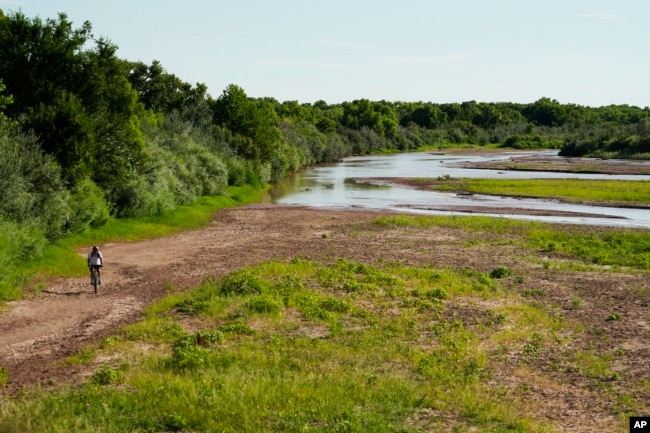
(0, 205), (387, 390)
(1, 203), (648, 432)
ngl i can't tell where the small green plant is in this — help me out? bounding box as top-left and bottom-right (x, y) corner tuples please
(522, 341), (540, 356)
(91, 365), (125, 385)
(176, 298), (209, 315)
(164, 331), (225, 372)
(219, 270), (270, 296)
(218, 321), (256, 335)
(490, 267), (511, 279)
(523, 288), (546, 298)
(543, 242), (557, 252)
(570, 296), (582, 310)
(0, 367), (8, 387)
(158, 412), (190, 432)
(243, 295), (284, 315)
(607, 313), (621, 321)
(425, 287), (449, 300)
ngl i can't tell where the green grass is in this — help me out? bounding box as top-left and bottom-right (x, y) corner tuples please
(17, 185), (263, 286)
(375, 214), (650, 271)
(432, 178), (650, 205)
(0, 259), (563, 433)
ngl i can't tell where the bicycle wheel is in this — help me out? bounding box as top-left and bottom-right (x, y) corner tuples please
(92, 270), (98, 293)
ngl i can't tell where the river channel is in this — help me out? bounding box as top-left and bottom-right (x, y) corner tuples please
(260, 150), (650, 229)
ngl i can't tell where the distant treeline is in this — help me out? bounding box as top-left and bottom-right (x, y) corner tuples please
(0, 10), (649, 251)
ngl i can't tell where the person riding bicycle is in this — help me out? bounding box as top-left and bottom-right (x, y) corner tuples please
(87, 245), (104, 286)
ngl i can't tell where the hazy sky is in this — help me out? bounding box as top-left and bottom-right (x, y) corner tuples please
(3, 0), (649, 107)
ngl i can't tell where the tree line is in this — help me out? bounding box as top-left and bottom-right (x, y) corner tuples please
(0, 10), (649, 263)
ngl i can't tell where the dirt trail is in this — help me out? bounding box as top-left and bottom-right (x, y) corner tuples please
(0, 205), (384, 389)
(0, 203), (648, 433)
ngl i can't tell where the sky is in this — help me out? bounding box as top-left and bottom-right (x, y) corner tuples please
(2, 0), (649, 107)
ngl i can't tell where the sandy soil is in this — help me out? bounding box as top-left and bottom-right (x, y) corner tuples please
(1, 154), (649, 432)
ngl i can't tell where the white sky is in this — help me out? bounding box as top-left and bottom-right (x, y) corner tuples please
(3, 0), (649, 107)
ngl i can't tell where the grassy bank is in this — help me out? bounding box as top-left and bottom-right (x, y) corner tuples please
(2, 185), (263, 301)
(423, 178), (650, 207)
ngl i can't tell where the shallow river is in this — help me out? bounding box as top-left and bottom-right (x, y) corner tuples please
(260, 150), (650, 228)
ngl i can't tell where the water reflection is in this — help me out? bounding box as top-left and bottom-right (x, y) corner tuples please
(260, 151), (650, 228)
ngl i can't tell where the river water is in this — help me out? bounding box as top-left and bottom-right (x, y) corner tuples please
(260, 150), (650, 229)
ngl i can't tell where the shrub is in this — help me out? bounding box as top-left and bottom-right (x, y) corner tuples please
(243, 295), (284, 315)
(90, 365), (125, 385)
(490, 267), (512, 279)
(165, 331), (224, 372)
(66, 178), (110, 232)
(219, 270), (270, 296)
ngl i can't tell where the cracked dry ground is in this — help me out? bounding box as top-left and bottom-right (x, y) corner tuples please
(1, 204), (648, 432)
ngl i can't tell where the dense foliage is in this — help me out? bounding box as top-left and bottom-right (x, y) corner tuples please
(0, 9), (648, 297)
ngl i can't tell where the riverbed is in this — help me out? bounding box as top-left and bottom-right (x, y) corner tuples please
(260, 150), (650, 228)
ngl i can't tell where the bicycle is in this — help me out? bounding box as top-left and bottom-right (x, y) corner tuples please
(91, 266), (100, 294)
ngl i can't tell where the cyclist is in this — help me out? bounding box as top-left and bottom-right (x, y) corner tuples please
(87, 245), (104, 286)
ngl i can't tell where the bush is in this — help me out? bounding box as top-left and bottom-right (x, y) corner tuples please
(219, 270), (270, 296)
(490, 267), (512, 279)
(244, 295), (284, 315)
(66, 178), (110, 233)
(0, 129), (72, 240)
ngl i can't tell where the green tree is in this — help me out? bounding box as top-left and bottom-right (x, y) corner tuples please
(0, 11), (149, 213)
(211, 84), (280, 162)
(127, 60), (208, 115)
(523, 97), (568, 127)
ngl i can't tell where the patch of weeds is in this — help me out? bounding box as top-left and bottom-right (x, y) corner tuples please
(607, 313), (621, 321)
(424, 287), (449, 300)
(176, 298), (209, 315)
(458, 267), (499, 293)
(411, 287), (448, 301)
(484, 309), (507, 327)
(295, 293), (350, 321)
(522, 341), (540, 356)
(100, 336), (122, 348)
(490, 267), (512, 279)
(64, 346), (96, 366)
(569, 296), (582, 310)
(91, 364), (127, 386)
(543, 242), (557, 252)
(517, 383), (533, 393)
(218, 321), (256, 335)
(243, 295), (284, 315)
(318, 296), (352, 313)
(523, 288), (546, 298)
(522, 334), (544, 356)
(164, 331), (225, 372)
(157, 412), (190, 432)
(161, 281), (175, 291)
(166, 344), (210, 372)
(0, 367), (8, 387)
(219, 269), (270, 296)
(275, 274), (304, 293)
